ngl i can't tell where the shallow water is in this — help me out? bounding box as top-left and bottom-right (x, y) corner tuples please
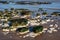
(1, 0), (60, 3)
(0, 1), (60, 14)
(0, 3), (60, 10)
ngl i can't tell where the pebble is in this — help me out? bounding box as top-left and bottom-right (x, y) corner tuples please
(50, 28), (55, 31)
(49, 24), (53, 27)
(43, 28), (48, 31)
(53, 29), (57, 32)
(47, 30), (52, 33)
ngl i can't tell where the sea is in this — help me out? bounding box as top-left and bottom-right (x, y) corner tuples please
(0, 0), (60, 13)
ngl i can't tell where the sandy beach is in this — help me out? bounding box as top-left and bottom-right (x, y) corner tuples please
(0, 18), (60, 40)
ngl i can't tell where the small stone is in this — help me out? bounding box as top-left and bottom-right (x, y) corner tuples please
(42, 30), (46, 33)
(43, 28), (47, 31)
(58, 28), (60, 29)
(51, 20), (54, 22)
(50, 28), (55, 31)
(53, 29), (57, 32)
(49, 24), (53, 27)
(23, 36), (26, 38)
(47, 30), (52, 33)
(54, 24), (58, 28)
(3, 32), (9, 35)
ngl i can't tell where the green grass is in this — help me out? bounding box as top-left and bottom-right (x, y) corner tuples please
(8, 18), (28, 26)
(16, 27), (28, 32)
(33, 25), (43, 33)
